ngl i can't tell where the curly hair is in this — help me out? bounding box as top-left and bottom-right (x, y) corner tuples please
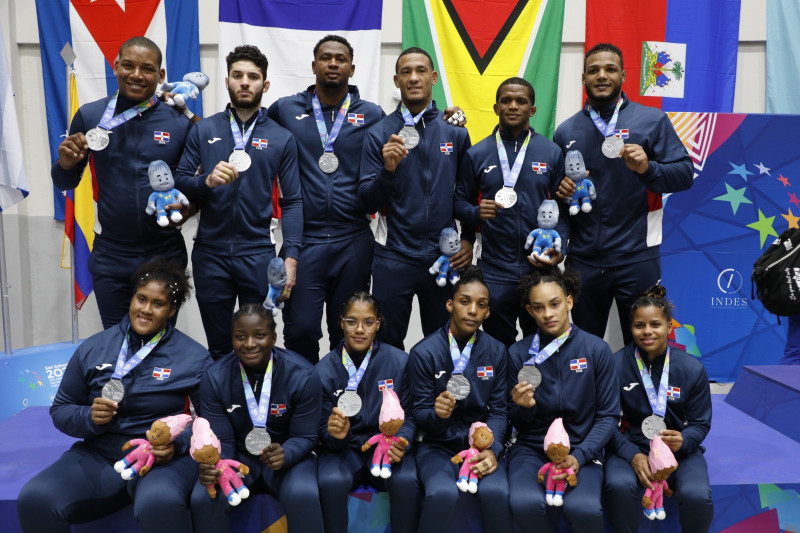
(518, 267), (581, 307)
(131, 258), (192, 306)
(226, 45), (268, 78)
(451, 265), (488, 297)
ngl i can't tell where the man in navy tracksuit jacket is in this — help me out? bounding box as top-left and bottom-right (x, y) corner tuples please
(266, 37), (385, 363)
(409, 324), (510, 532)
(175, 47), (302, 359)
(17, 318), (211, 532)
(455, 79), (567, 347)
(605, 344), (713, 532)
(52, 39), (193, 329)
(191, 347), (322, 532)
(506, 326), (619, 533)
(359, 48), (472, 350)
(316, 340), (420, 533)
(554, 44), (693, 345)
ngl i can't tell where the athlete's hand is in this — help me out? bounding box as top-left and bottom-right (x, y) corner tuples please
(261, 442), (285, 470)
(479, 199), (500, 220)
(443, 106), (467, 127)
(553, 454), (580, 479)
(327, 407), (351, 439)
(150, 441), (175, 464)
(383, 134), (409, 172)
(166, 201), (198, 227)
(511, 381), (536, 408)
(621, 143), (649, 174)
(631, 452), (655, 490)
(435, 390), (456, 419)
(58, 132), (89, 170)
(659, 429), (683, 453)
(528, 249), (563, 268)
(388, 437), (409, 463)
(449, 240), (473, 270)
(469, 449), (497, 478)
(206, 161), (239, 188)
(198, 462), (221, 486)
(556, 176), (575, 200)
(284, 257), (298, 293)
(90, 396), (117, 425)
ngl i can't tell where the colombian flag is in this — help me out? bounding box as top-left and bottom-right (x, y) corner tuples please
(402, 0), (564, 140)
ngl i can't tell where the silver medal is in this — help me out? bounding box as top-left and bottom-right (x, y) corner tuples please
(245, 427), (272, 455)
(337, 390), (363, 417)
(517, 366), (542, 388)
(601, 135), (624, 159)
(447, 374), (471, 400)
(86, 127), (110, 151)
(641, 414), (667, 440)
(318, 152), (339, 174)
(495, 187), (518, 208)
(102, 378), (125, 402)
(229, 150), (252, 172)
(398, 126), (420, 149)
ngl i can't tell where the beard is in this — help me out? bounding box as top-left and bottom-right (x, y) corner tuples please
(585, 83), (622, 107)
(228, 88), (263, 110)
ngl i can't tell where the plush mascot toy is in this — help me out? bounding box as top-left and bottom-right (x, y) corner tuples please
(643, 435), (678, 520)
(146, 160), (189, 227)
(525, 199), (562, 262)
(361, 387), (408, 479)
(161, 72), (210, 114)
(451, 422), (494, 494)
(190, 417), (251, 506)
(538, 417), (577, 506)
(263, 257), (288, 316)
(114, 414), (192, 480)
(565, 150), (596, 215)
(429, 227), (462, 287)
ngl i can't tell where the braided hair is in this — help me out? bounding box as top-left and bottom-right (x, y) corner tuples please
(232, 302), (277, 335)
(341, 290), (384, 331)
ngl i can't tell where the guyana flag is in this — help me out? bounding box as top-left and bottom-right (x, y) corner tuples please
(403, 0), (564, 140)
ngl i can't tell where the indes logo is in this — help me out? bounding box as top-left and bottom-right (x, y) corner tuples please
(711, 268), (747, 309)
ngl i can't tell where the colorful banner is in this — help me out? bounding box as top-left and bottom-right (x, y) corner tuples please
(662, 112), (799, 381)
(37, 0), (203, 221)
(585, 0), (740, 112)
(0, 24), (29, 211)
(766, 0), (800, 114)
(402, 0), (564, 140)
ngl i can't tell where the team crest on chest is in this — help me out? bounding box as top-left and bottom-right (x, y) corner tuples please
(531, 162), (547, 174)
(477, 366), (493, 379)
(440, 142), (453, 154)
(667, 386), (681, 399)
(614, 129), (630, 139)
(378, 379), (394, 391)
(252, 138), (269, 150)
(569, 358), (587, 373)
(270, 404), (287, 415)
(154, 131), (170, 144)
(152, 367), (171, 380)
(348, 113), (365, 126)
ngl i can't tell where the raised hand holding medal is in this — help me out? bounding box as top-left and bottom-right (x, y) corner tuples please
(312, 92), (351, 173)
(517, 327), (571, 388)
(588, 97), (624, 159)
(397, 104), (427, 150)
(102, 328), (166, 405)
(228, 109), (260, 173)
(446, 329), (476, 401)
(87, 91), (158, 152)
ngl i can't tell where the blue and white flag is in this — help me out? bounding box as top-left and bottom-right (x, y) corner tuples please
(217, 0), (382, 109)
(767, 0), (800, 114)
(0, 24), (29, 211)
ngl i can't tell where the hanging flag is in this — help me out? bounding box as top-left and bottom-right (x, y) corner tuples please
(402, 0), (564, 140)
(585, 0), (740, 112)
(0, 25), (29, 211)
(766, 0), (800, 114)
(36, 0), (203, 221)
(217, 0), (383, 109)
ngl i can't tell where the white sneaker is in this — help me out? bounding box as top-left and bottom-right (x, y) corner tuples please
(370, 465), (381, 477)
(468, 480), (478, 494)
(380, 466), (392, 479)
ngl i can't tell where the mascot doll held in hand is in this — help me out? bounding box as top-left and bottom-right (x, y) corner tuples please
(190, 417), (251, 506)
(114, 414), (192, 480)
(538, 417), (577, 506)
(146, 160), (189, 227)
(361, 387), (409, 479)
(642, 435), (678, 520)
(451, 422), (494, 494)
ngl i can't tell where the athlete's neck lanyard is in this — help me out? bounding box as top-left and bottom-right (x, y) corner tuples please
(495, 128), (531, 189)
(239, 353), (274, 428)
(342, 344), (373, 391)
(112, 328), (165, 380)
(448, 328), (476, 375)
(587, 96), (623, 137)
(522, 326), (571, 367)
(634, 347), (670, 417)
(229, 108), (261, 150)
(97, 91), (158, 131)
(311, 92), (351, 153)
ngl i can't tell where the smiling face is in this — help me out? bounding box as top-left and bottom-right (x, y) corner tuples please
(546, 442), (569, 463)
(129, 281), (175, 337)
(565, 150), (586, 181)
(525, 281), (572, 338)
(471, 426), (494, 451)
(537, 199), (559, 230)
(232, 313), (276, 371)
(583, 50), (626, 107)
(226, 59), (269, 110)
(114, 45), (164, 102)
(341, 300), (380, 355)
(312, 40), (355, 91)
(494, 83), (535, 134)
(147, 420), (171, 445)
(148, 161), (174, 192)
(439, 228), (461, 257)
(394, 53), (438, 111)
(631, 305), (672, 360)
(447, 281), (490, 339)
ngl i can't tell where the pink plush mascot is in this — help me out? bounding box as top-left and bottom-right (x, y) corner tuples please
(642, 435), (678, 520)
(538, 417), (577, 506)
(114, 414), (192, 480)
(451, 421), (494, 494)
(361, 388), (409, 479)
(190, 416), (251, 506)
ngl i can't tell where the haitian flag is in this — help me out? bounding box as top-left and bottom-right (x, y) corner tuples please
(585, 0), (740, 112)
(403, 0), (564, 139)
(217, 0), (382, 108)
(37, 0), (203, 221)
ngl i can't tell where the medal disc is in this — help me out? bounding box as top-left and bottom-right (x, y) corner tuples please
(337, 391), (363, 417)
(398, 126), (420, 149)
(102, 379), (125, 402)
(245, 427), (272, 455)
(517, 366), (542, 388)
(495, 187), (518, 208)
(86, 127), (110, 151)
(641, 415), (667, 440)
(229, 150), (252, 172)
(447, 374), (471, 400)
(601, 135), (624, 159)
(318, 152), (339, 174)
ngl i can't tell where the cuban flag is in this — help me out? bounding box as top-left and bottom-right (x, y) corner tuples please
(569, 358), (588, 371)
(531, 162), (547, 173)
(270, 404), (287, 415)
(477, 366), (493, 378)
(378, 379), (394, 391)
(154, 131), (170, 144)
(252, 138), (269, 150)
(152, 367), (171, 380)
(440, 142), (453, 153)
(615, 129), (630, 139)
(348, 113), (365, 126)
(667, 386), (681, 399)
(218, 0), (382, 109)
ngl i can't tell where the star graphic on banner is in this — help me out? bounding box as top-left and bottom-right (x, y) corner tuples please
(778, 174), (791, 187)
(746, 210), (779, 248)
(790, 192), (800, 208)
(713, 183), (752, 215)
(728, 162), (754, 181)
(783, 208), (800, 229)
(755, 162), (771, 175)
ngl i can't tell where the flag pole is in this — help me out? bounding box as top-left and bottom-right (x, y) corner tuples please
(0, 213), (12, 354)
(61, 43), (79, 344)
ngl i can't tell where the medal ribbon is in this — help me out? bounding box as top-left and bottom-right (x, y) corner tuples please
(587, 96), (623, 137)
(311, 92), (351, 153)
(238, 353), (274, 428)
(112, 328), (166, 380)
(97, 91), (158, 131)
(229, 108), (261, 150)
(495, 129), (531, 189)
(342, 344), (373, 391)
(447, 328), (477, 375)
(524, 326), (572, 367)
(400, 103), (428, 127)
(634, 347), (670, 418)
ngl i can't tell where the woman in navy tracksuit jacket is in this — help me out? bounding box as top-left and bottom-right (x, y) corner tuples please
(604, 285), (713, 532)
(506, 268), (619, 533)
(17, 260), (211, 533)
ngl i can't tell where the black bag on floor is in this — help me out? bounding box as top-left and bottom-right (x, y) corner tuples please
(752, 228), (800, 316)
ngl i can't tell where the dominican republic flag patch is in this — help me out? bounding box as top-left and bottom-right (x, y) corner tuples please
(667, 386), (681, 399)
(378, 379), (394, 390)
(477, 366), (493, 378)
(614, 129), (630, 139)
(348, 113), (364, 125)
(152, 367), (171, 380)
(569, 358), (587, 372)
(531, 162), (547, 173)
(252, 138), (268, 149)
(270, 404), (287, 415)
(440, 142), (453, 153)
(154, 131), (170, 144)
